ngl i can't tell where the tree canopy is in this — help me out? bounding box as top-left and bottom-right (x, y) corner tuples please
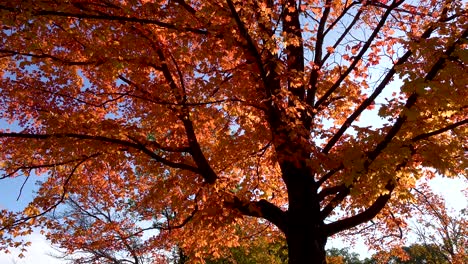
(0, 0), (466, 263)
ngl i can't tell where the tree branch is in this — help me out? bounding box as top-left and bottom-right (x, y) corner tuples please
(314, 0), (403, 110)
(225, 0), (270, 93)
(0, 4), (207, 34)
(317, 28), (468, 224)
(317, 6), (463, 184)
(158, 205), (199, 231)
(321, 187), (350, 220)
(173, 0), (197, 15)
(321, 49), (413, 154)
(320, 8), (363, 66)
(283, 0), (305, 100)
(411, 119), (468, 142)
(306, 0), (335, 109)
(313, 0), (331, 68)
(325, 182), (394, 236)
(323, 1), (360, 37)
(0, 154), (96, 232)
(320, 32), (467, 225)
(317, 184), (347, 202)
(0, 132), (200, 173)
(151, 40), (218, 184)
(224, 196), (288, 234)
(366, 26), (468, 164)
(0, 49), (99, 65)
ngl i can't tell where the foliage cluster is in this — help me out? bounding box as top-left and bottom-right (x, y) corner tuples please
(0, 0), (466, 263)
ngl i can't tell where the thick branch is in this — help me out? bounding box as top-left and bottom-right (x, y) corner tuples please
(283, 0), (305, 100)
(320, 188), (350, 220)
(173, 0), (197, 15)
(225, 0), (270, 93)
(313, 0), (331, 68)
(367, 26), (468, 163)
(325, 182), (394, 236)
(225, 0), (282, 137)
(320, 34), (467, 225)
(153, 44), (218, 184)
(224, 196), (287, 234)
(306, 0), (335, 108)
(180, 118), (218, 184)
(319, 24), (467, 185)
(317, 29), (467, 222)
(317, 164), (343, 187)
(317, 184), (347, 202)
(322, 49), (413, 154)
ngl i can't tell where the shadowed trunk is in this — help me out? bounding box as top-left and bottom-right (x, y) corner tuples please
(282, 162), (327, 264)
(286, 221), (327, 264)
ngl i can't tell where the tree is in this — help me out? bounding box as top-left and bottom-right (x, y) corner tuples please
(0, 0), (466, 263)
(367, 185), (467, 264)
(369, 243), (452, 264)
(47, 193), (160, 264)
(326, 247), (364, 264)
(397, 244), (450, 264)
(408, 185), (467, 263)
(203, 236), (288, 264)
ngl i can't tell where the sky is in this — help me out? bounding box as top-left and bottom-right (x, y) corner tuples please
(0, 231), (63, 264)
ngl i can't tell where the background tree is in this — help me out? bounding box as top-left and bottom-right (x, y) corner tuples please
(367, 184), (467, 264)
(369, 243), (451, 264)
(203, 236), (288, 264)
(407, 185), (467, 263)
(0, 0), (466, 263)
(47, 193), (161, 263)
(397, 244), (450, 264)
(326, 247), (364, 264)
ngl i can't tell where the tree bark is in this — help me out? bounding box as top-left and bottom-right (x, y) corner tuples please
(286, 222), (327, 264)
(281, 161), (327, 264)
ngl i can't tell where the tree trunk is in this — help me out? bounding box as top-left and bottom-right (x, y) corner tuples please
(282, 162), (328, 264)
(286, 228), (327, 264)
